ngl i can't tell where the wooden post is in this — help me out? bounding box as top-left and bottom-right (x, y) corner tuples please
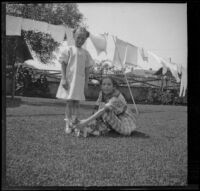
(11, 37), (18, 100)
(160, 76), (164, 92)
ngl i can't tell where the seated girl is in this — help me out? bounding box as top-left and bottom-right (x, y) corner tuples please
(73, 76), (137, 137)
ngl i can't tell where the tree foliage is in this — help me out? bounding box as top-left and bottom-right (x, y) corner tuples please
(6, 3), (84, 63)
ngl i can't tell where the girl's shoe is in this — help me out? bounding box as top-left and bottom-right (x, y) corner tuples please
(64, 118), (72, 134)
(65, 126), (72, 134)
(83, 128), (88, 138)
(71, 117), (80, 126)
(74, 128), (81, 137)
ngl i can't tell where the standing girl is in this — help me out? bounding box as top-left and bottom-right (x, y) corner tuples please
(75, 76), (137, 136)
(56, 27), (94, 133)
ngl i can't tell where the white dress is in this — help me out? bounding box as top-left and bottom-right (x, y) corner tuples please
(56, 46), (94, 101)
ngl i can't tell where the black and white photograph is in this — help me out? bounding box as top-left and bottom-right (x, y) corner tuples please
(3, 2), (190, 188)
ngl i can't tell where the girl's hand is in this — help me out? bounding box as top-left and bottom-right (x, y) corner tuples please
(74, 119), (87, 129)
(62, 79), (69, 90)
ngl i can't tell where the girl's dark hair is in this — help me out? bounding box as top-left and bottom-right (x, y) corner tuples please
(73, 27), (90, 38)
(100, 76), (118, 88)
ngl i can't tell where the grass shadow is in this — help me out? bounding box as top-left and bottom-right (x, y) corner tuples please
(21, 100), (65, 107)
(6, 97), (22, 108)
(103, 130), (150, 139)
(130, 130), (150, 138)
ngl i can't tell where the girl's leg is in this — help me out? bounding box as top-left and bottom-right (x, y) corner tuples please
(65, 101), (73, 133)
(102, 111), (132, 135)
(71, 100), (79, 122)
(65, 101), (73, 120)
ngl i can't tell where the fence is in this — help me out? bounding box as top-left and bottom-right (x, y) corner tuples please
(6, 66), (187, 105)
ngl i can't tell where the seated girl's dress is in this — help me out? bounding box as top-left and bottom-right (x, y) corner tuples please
(87, 89), (137, 136)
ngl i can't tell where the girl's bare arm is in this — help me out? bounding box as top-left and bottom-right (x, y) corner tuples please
(75, 107), (106, 128)
(75, 103), (112, 128)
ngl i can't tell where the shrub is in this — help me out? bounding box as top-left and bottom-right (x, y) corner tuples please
(15, 67), (50, 97)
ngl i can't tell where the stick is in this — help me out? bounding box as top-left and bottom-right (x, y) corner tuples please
(112, 36), (139, 116)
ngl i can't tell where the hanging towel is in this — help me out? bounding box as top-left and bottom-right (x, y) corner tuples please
(179, 66), (187, 97)
(47, 24), (66, 43)
(65, 26), (75, 46)
(6, 15), (22, 36)
(160, 58), (181, 82)
(167, 62), (180, 82)
(113, 37), (138, 68)
(148, 51), (168, 74)
(144, 51), (162, 71)
(104, 33), (115, 61)
(177, 63), (182, 75)
(139, 47), (149, 62)
(21, 18), (37, 31)
(34, 20), (48, 33)
(89, 33), (107, 55)
(22, 18), (48, 34)
(136, 48), (148, 70)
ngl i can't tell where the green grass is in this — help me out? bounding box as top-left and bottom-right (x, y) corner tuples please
(5, 96), (187, 186)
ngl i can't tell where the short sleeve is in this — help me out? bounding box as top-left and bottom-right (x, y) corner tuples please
(58, 47), (70, 64)
(85, 51), (95, 68)
(118, 93), (127, 105)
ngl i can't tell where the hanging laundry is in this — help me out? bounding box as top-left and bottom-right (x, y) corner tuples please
(22, 18), (48, 33)
(167, 62), (181, 82)
(139, 48), (148, 62)
(6, 15), (22, 36)
(160, 58), (181, 83)
(136, 49), (148, 70)
(21, 18), (37, 31)
(148, 51), (168, 74)
(179, 66), (187, 97)
(34, 20), (48, 33)
(65, 26), (75, 46)
(47, 24), (66, 43)
(112, 37), (138, 68)
(89, 33), (107, 55)
(177, 63), (182, 75)
(84, 38), (98, 60)
(104, 33), (115, 61)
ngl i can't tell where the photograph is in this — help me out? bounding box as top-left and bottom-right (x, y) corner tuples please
(3, 2), (189, 188)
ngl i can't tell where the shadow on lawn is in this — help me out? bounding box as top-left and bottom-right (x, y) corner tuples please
(21, 100), (65, 107)
(104, 130), (150, 139)
(6, 97), (22, 108)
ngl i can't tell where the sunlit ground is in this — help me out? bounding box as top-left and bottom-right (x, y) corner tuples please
(5, 96), (187, 186)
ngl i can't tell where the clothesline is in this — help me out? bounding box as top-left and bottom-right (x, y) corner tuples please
(6, 14), (187, 97)
(6, 15), (74, 44)
(88, 33), (187, 97)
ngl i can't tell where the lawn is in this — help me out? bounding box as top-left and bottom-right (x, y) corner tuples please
(5, 96), (187, 186)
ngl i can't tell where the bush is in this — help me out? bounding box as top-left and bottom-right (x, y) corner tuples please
(6, 3), (84, 64)
(22, 31), (59, 63)
(15, 67), (50, 97)
(146, 88), (187, 105)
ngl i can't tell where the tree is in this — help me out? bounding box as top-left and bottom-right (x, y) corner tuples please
(6, 3), (84, 63)
(6, 3), (83, 27)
